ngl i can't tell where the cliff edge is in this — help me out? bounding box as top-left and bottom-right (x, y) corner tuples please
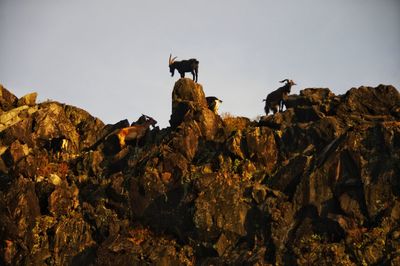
(0, 80), (399, 265)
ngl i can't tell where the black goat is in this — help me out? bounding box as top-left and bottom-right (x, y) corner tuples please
(169, 54), (199, 82)
(263, 79), (296, 114)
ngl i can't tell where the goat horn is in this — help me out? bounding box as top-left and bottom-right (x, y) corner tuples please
(169, 54), (178, 65)
(280, 79), (289, 83)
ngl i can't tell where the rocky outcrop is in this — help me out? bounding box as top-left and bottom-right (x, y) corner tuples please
(0, 80), (399, 265)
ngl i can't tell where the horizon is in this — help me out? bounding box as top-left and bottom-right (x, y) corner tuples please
(1, 1), (399, 128)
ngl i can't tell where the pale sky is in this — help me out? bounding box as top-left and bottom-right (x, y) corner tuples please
(1, 1), (399, 127)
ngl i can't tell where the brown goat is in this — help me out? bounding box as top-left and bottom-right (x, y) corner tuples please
(263, 79), (296, 115)
(117, 115), (157, 147)
(169, 54), (199, 82)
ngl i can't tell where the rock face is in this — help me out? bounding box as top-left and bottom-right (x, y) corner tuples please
(0, 79), (399, 265)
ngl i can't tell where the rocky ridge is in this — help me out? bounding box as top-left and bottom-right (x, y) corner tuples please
(0, 80), (399, 265)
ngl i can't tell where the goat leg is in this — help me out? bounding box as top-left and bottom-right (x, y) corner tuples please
(191, 71), (195, 82)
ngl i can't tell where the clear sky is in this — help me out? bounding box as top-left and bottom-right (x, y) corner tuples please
(1, 1), (399, 128)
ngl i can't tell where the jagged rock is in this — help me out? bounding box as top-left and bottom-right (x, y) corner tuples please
(245, 127), (277, 172)
(170, 122), (200, 161)
(337, 85), (400, 118)
(33, 102), (80, 153)
(193, 174), (251, 241)
(226, 126), (278, 174)
(48, 183), (79, 216)
(95, 228), (194, 265)
(259, 108), (295, 129)
(0, 177), (41, 264)
(226, 130), (245, 159)
(268, 155), (312, 199)
(0, 105), (38, 133)
(17, 92), (37, 107)
(223, 116), (251, 134)
(294, 105), (325, 122)
(63, 104), (104, 149)
(0, 84), (399, 265)
(170, 78), (214, 129)
(1, 140), (30, 167)
(0, 84), (18, 112)
(170, 79), (207, 124)
(50, 214), (95, 265)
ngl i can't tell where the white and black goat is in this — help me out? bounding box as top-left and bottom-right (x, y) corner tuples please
(263, 79), (296, 115)
(206, 96), (223, 114)
(169, 54), (199, 82)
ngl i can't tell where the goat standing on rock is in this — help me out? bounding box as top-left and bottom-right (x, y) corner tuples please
(169, 54), (199, 82)
(263, 79), (296, 115)
(206, 96), (223, 114)
(117, 115), (157, 147)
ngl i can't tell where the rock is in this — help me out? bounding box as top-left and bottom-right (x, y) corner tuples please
(195, 108), (224, 141)
(214, 233), (230, 256)
(0, 177), (41, 264)
(268, 155), (311, 199)
(337, 85), (400, 121)
(0, 84), (18, 112)
(251, 183), (268, 204)
(95, 228), (194, 265)
(48, 173), (62, 186)
(294, 105), (325, 122)
(193, 174), (251, 240)
(50, 214), (95, 265)
(170, 122), (200, 161)
(63, 104), (104, 149)
(48, 183), (79, 216)
(172, 79), (208, 109)
(226, 130), (245, 159)
(223, 115), (251, 134)
(17, 92), (37, 107)
(285, 88), (340, 116)
(245, 127), (277, 173)
(298, 88), (338, 113)
(170, 78), (208, 128)
(259, 108), (295, 129)
(0, 105), (38, 132)
(0, 84), (399, 265)
(1, 140), (30, 167)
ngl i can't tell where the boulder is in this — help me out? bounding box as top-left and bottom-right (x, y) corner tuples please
(170, 78), (206, 128)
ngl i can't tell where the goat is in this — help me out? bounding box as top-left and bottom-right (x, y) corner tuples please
(43, 136), (70, 159)
(206, 96), (223, 114)
(117, 115), (157, 147)
(169, 54), (199, 82)
(263, 79), (296, 115)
